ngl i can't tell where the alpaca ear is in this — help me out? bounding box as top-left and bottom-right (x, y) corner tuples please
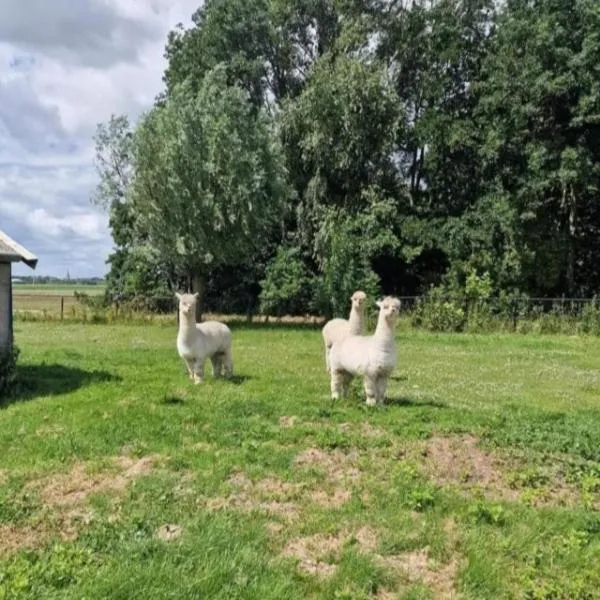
(193, 292), (199, 299)
(376, 300), (383, 309)
(175, 292), (182, 300)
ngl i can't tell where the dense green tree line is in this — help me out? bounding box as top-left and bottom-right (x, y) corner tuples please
(92, 0), (600, 318)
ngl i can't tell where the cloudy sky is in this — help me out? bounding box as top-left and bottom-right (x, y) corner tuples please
(0, 0), (199, 278)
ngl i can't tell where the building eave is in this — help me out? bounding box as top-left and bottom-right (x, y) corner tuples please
(0, 230), (38, 269)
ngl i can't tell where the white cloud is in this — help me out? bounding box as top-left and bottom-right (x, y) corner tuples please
(0, 0), (159, 68)
(26, 208), (107, 240)
(0, 0), (199, 277)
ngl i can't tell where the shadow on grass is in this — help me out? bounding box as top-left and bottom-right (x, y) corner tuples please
(169, 373), (253, 398)
(385, 395), (447, 408)
(162, 394), (186, 405)
(3, 363), (121, 406)
(224, 374), (252, 385)
(389, 374), (409, 382)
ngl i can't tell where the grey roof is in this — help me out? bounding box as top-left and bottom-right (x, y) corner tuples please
(0, 230), (38, 269)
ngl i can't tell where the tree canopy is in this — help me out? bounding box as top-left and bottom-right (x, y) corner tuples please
(93, 0), (600, 317)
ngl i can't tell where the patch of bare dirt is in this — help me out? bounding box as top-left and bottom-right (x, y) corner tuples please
(281, 526), (460, 596)
(361, 422), (386, 438)
(185, 441), (214, 452)
(339, 421), (386, 438)
(0, 524), (47, 556)
(353, 526), (379, 552)
(0, 506), (96, 556)
(255, 477), (299, 499)
(290, 447), (362, 510)
(266, 521), (284, 535)
(281, 526), (378, 578)
(518, 481), (584, 509)
(419, 435), (584, 507)
(172, 471), (195, 498)
(279, 416), (297, 428)
(207, 496), (300, 519)
(294, 447), (362, 484)
(442, 517), (461, 551)
(378, 548), (460, 599)
(204, 471), (301, 520)
(335, 584), (396, 600)
(309, 488), (351, 508)
(35, 424), (66, 439)
(156, 524), (183, 541)
(3, 454), (162, 555)
(371, 588), (397, 600)
(281, 532), (345, 577)
(418, 435), (519, 501)
(227, 471), (253, 489)
(37, 455), (159, 508)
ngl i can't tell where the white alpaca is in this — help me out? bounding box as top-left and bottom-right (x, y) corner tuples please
(176, 292), (233, 383)
(329, 296), (401, 406)
(321, 291), (367, 372)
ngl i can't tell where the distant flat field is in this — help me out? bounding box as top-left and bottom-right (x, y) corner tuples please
(12, 284), (105, 314)
(12, 284), (105, 296)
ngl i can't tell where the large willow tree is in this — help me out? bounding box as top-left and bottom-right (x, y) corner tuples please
(130, 65), (289, 316)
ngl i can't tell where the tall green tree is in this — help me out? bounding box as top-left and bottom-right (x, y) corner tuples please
(92, 115), (174, 303)
(281, 54), (402, 236)
(476, 0), (600, 296)
(163, 0), (341, 107)
(130, 65), (289, 316)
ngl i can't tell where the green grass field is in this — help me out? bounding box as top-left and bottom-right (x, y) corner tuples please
(2, 323), (600, 599)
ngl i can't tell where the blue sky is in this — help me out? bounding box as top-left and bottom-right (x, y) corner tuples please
(0, 0), (198, 278)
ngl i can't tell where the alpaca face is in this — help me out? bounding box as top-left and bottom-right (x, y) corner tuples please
(176, 292), (199, 316)
(377, 297), (401, 324)
(351, 291), (367, 312)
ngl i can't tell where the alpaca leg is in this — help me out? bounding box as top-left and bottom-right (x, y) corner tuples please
(342, 372), (353, 396)
(210, 354), (223, 379)
(331, 369), (346, 400)
(376, 375), (388, 405)
(184, 359), (195, 381)
(192, 358), (205, 384)
(363, 376), (378, 406)
(222, 348), (233, 378)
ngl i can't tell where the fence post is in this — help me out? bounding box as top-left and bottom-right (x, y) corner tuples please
(60, 296), (64, 321)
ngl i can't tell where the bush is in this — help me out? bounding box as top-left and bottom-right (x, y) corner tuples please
(578, 298), (600, 335)
(74, 291), (105, 309)
(411, 287), (466, 332)
(0, 344), (19, 399)
(259, 247), (314, 316)
(313, 215), (381, 320)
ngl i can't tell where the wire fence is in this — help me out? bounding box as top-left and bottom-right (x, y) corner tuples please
(13, 294), (81, 319)
(11, 293), (600, 322)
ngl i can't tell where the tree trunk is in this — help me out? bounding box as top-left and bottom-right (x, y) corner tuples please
(566, 186), (577, 297)
(192, 273), (204, 322)
(562, 182), (577, 296)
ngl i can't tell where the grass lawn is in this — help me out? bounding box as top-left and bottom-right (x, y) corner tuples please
(2, 322), (600, 599)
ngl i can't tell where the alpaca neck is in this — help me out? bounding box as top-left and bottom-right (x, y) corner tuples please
(348, 307), (364, 333)
(178, 312), (198, 336)
(373, 313), (394, 346)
